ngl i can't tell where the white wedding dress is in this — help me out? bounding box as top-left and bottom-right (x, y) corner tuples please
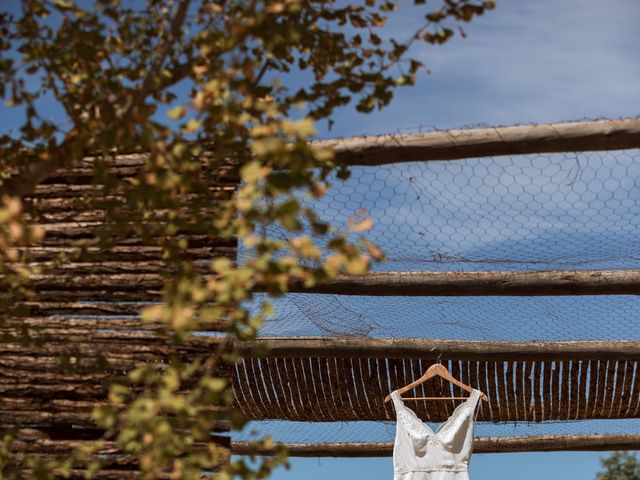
(391, 389), (483, 480)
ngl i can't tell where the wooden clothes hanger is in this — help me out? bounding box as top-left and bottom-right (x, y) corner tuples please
(384, 363), (488, 403)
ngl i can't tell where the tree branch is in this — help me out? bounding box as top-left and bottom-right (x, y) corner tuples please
(1, 1), (192, 199)
(122, 0), (191, 119)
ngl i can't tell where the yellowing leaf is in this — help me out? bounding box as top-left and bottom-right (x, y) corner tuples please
(141, 304), (164, 323)
(367, 242), (385, 261)
(183, 118), (202, 133)
(291, 236), (321, 259)
(211, 257), (232, 273)
(240, 160), (270, 183)
(167, 106), (187, 120)
(295, 117), (316, 137)
(251, 137), (284, 156)
(345, 255), (369, 274)
(313, 147), (334, 162)
(53, 0), (74, 9)
(349, 217), (373, 232)
(192, 90), (207, 110)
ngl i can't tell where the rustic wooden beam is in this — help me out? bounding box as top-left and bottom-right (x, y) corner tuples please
(0, 408), (232, 430)
(22, 301), (152, 316)
(0, 336), (227, 356)
(22, 245), (235, 262)
(24, 290), (163, 301)
(284, 270), (640, 296)
(28, 184), (236, 199)
(1, 316), (225, 331)
(7, 431), (231, 478)
(26, 192), (233, 211)
(35, 232), (228, 248)
(22, 468), (171, 479)
(27, 207), (232, 224)
(232, 434), (640, 456)
(318, 117), (640, 166)
(239, 337), (640, 361)
(23, 269), (640, 297)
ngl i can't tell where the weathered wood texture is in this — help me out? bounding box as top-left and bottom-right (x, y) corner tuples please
(18, 268), (640, 301)
(283, 270), (640, 296)
(7, 430), (231, 479)
(232, 338), (640, 422)
(9, 152), (238, 313)
(319, 117), (640, 165)
(1, 357), (233, 473)
(232, 434), (640, 456)
(1, 331), (233, 472)
(2, 154), (237, 475)
(0, 332), (234, 422)
(240, 337), (640, 360)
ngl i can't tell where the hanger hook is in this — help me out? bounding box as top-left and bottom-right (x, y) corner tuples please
(430, 347), (443, 365)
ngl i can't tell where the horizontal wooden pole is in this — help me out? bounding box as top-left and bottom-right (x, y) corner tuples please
(25, 290), (163, 301)
(318, 118), (640, 166)
(1, 316), (224, 331)
(22, 260), (221, 276)
(28, 183), (236, 198)
(232, 434), (640, 456)
(22, 301), (154, 316)
(9, 439), (230, 468)
(285, 270), (640, 296)
(0, 336), (226, 356)
(28, 207), (232, 224)
(34, 233), (229, 248)
(32, 268), (637, 297)
(239, 337), (640, 360)
(20, 468), (172, 480)
(23, 245), (235, 262)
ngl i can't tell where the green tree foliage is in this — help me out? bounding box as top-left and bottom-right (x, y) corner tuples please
(0, 0), (494, 478)
(597, 452), (640, 480)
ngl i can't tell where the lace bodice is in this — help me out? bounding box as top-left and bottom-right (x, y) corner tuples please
(391, 389), (482, 480)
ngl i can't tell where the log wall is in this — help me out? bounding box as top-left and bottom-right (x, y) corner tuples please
(2, 154), (237, 477)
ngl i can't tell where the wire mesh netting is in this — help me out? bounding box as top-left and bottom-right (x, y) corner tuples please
(241, 148), (640, 340)
(266, 148), (640, 273)
(256, 294), (640, 340)
(237, 146), (640, 444)
(234, 418), (640, 444)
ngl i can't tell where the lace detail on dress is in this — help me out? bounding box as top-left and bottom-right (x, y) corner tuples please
(397, 410), (431, 453)
(391, 390), (482, 454)
(434, 390), (482, 441)
(392, 393), (432, 454)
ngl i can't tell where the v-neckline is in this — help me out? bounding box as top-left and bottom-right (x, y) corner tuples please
(393, 390), (478, 438)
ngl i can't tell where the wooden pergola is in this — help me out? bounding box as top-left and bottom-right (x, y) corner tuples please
(3, 118), (640, 474)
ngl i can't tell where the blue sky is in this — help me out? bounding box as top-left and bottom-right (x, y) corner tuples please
(2, 0), (639, 479)
(321, 0), (640, 138)
(266, 452), (608, 480)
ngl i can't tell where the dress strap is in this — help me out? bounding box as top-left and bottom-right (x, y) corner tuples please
(390, 390), (405, 413)
(469, 389), (482, 405)
(471, 389), (484, 420)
